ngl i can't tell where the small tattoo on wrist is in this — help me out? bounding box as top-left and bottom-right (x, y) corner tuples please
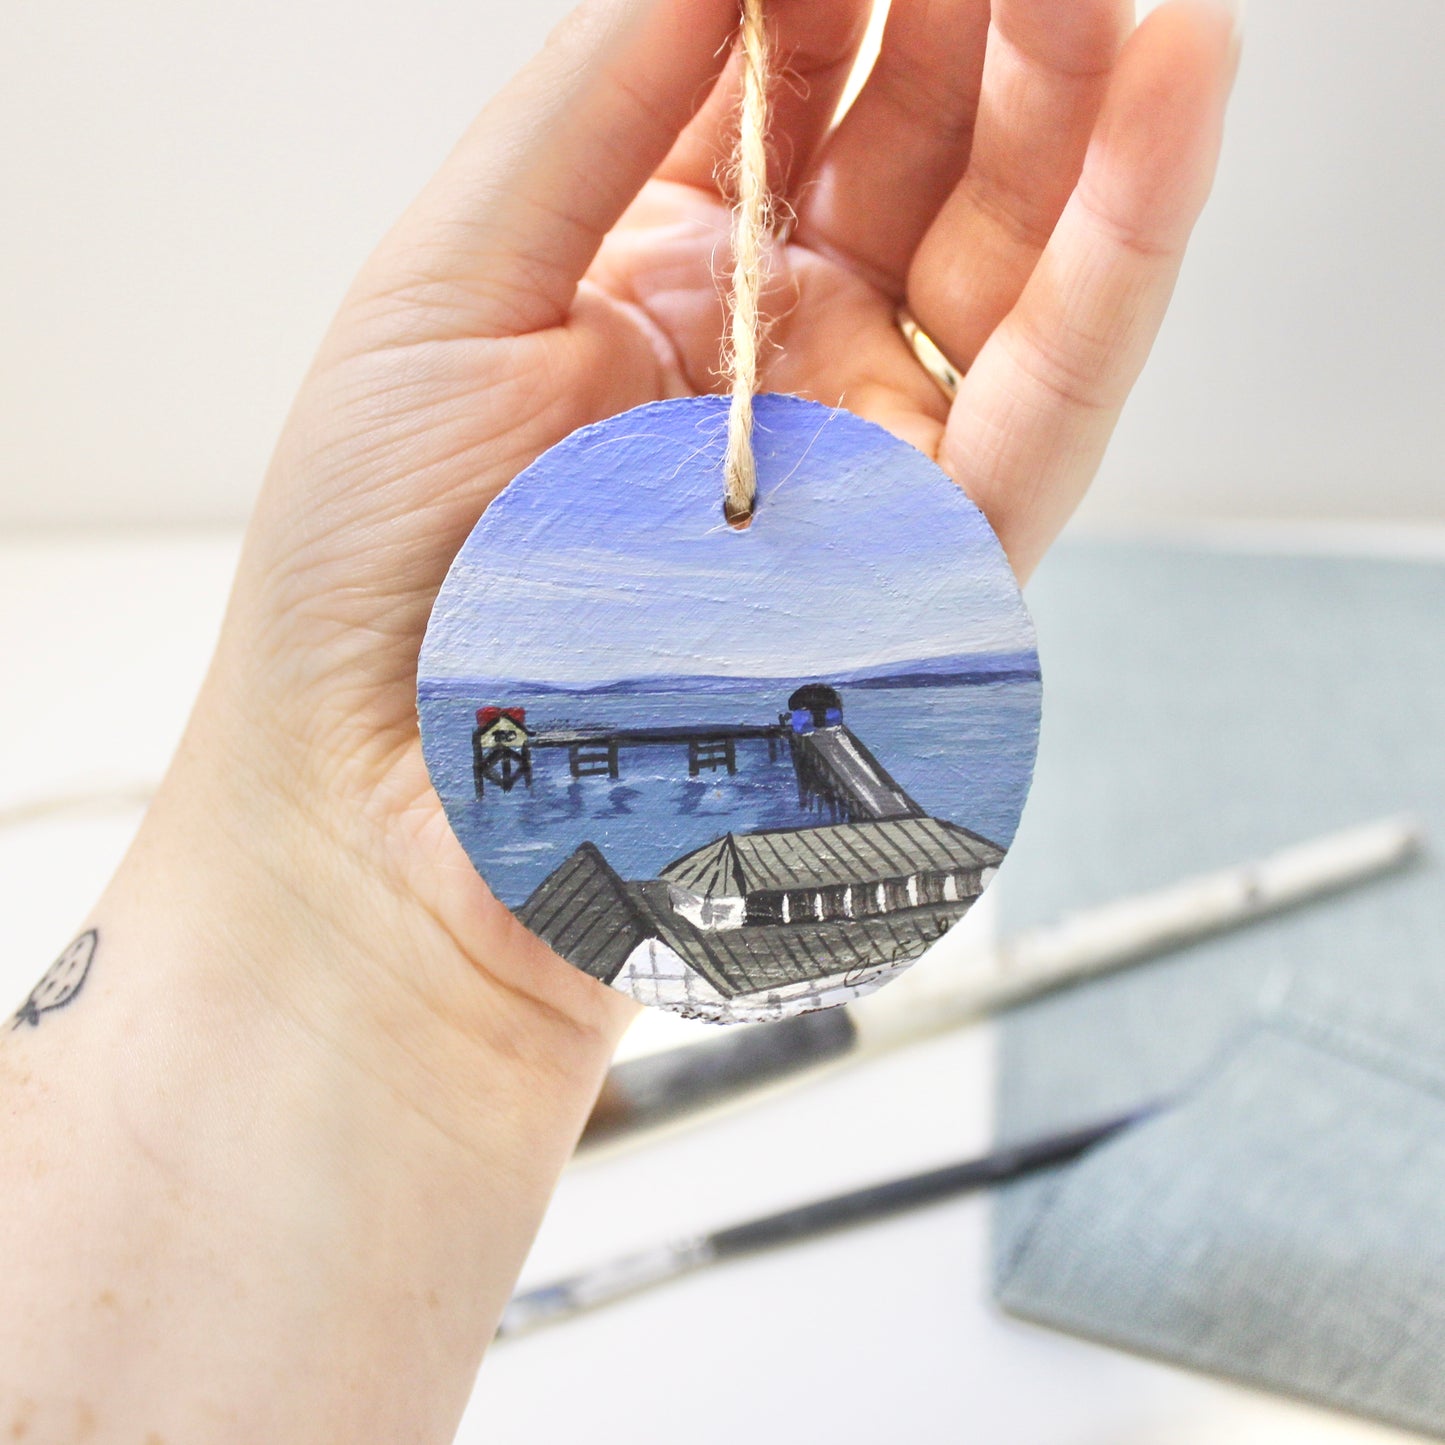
(12, 929), (99, 1029)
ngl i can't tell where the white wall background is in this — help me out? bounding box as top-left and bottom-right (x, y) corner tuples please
(2, 0), (1442, 529)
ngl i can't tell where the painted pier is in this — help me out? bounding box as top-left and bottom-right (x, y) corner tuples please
(472, 684), (923, 824)
(530, 723), (784, 779)
(787, 725), (922, 822)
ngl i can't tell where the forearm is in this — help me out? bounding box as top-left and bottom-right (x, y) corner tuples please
(0, 705), (626, 1443)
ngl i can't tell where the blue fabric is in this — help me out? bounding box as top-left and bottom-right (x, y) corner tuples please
(993, 543), (1445, 1438)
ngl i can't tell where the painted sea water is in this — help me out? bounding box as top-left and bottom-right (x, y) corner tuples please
(419, 672), (1040, 909)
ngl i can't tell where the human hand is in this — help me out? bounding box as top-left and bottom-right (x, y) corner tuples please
(0, 1), (1238, 1437)
(212, 0), (1238, 1048)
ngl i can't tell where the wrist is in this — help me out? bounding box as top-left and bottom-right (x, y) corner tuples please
(100, 670), (635, 1173)
(1, 875), (602, 1444)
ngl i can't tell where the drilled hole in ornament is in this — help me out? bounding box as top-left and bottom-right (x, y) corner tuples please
(723, 498), (754, 530)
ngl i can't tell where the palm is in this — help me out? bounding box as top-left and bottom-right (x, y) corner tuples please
(587, 179), (943, 455)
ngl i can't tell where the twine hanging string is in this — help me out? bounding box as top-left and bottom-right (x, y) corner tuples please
(721, 0), (773, 527)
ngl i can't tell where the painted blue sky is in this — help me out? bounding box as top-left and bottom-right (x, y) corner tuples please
(420, 394), (1035, 686)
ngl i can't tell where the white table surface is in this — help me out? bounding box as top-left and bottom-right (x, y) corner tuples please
(0, 530), (1429, 1445)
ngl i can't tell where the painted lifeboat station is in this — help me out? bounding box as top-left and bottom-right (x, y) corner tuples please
(503, 686), (1004, 1019)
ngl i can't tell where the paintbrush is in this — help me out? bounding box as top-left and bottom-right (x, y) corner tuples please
(582, 816), (1423, 1149)
(500, 1102), (1160, 1338)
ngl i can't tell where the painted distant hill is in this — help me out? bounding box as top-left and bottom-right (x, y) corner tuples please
(839, 649), (1040, 689)
(419, 650), (1040, 699)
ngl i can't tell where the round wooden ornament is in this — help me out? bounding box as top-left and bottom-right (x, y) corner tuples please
(419, 394), (1039, 1023)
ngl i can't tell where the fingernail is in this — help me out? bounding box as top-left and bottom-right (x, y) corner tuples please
(1215, 0), (1245, 44)
(1179, 0), (1244, 43)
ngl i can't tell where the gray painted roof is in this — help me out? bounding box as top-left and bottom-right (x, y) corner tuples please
(518, 818), (1001, 999)
(516, 842), (649, 984)
(661, 816), (1004, 896)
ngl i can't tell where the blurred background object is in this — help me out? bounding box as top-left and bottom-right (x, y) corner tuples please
(2, 0), (1444, 529)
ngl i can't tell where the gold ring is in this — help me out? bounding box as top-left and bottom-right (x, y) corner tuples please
(897, 307), (963, 402)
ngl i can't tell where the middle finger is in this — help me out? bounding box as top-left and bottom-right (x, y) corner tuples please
(791, 0), (993, 298)
(907, 0), (1134, 372)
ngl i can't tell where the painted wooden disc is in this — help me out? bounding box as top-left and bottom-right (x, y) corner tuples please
(419, 394), (1040, 1024)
